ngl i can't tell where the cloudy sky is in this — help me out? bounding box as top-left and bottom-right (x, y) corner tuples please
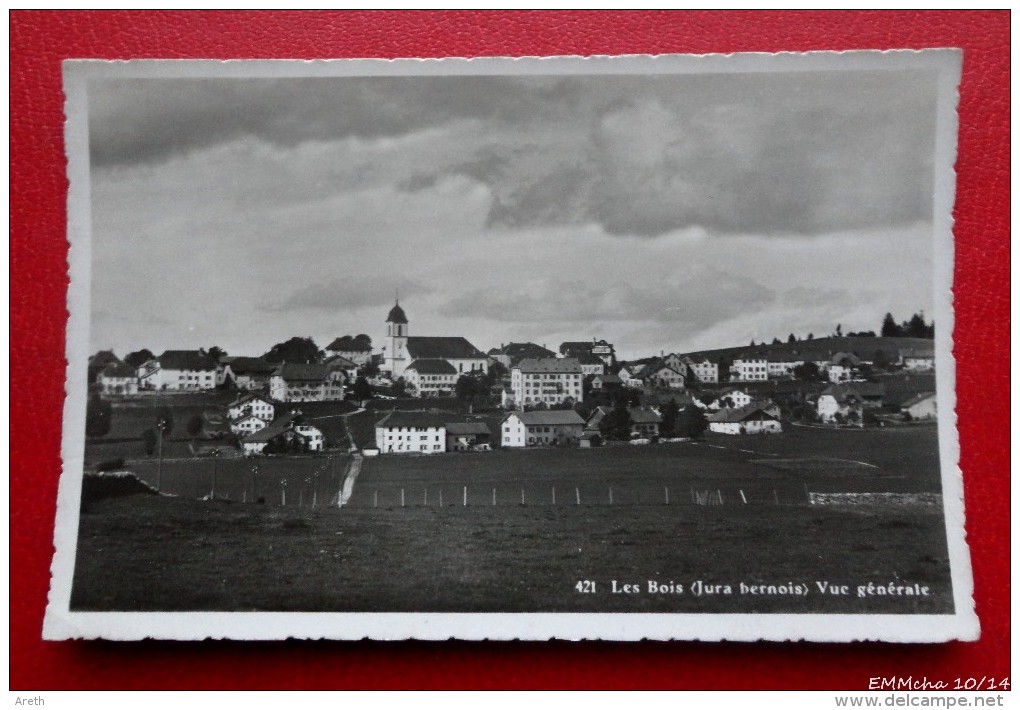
(87, 64), (940, 360)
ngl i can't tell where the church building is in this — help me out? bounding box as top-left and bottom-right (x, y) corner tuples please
(383, 300), (489, 380)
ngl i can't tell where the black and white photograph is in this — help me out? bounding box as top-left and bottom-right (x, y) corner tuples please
(46, 51), (976, 642)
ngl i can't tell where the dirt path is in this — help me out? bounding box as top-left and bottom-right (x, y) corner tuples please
(339, 454), (363, 507)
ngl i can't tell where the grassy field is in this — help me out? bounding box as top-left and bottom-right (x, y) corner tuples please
(70, 425), (953, 614)
(71, 493), (952, 614)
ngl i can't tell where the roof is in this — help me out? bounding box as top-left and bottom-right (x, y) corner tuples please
(405, 359), (458, 375)
(559, 339), (612, 356)
(445, 422), (491, 436)
(227, 392), (273, 408)
(375, 411), (450, 430)
(275, 363), (337, 382)
(514, 357), (582, 374)
(324, 354), (358, 369)
(242, 411), (302, 443)
(491, 342), (556, 358)
(594, 374), (623, 384)
(386, 302), (408, 324)
(820, 383), (883, 400)
(900, 391), (936, 408)
(156, 350), (217, 371)
(505, 410), (585, 426)
(707, 405), (778, 423)
(628, 406), (662, 424)
(405, 336), (485, 360)
(226, 356), (278, 376)
(637, 361), (683, 379)
(578, 353), (606, 366)
(102, 362), (136, 378)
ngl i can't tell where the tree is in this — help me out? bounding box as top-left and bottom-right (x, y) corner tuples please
(456, 375), (480, 401)
(186, 414), (204, 437)
(360, 358), (380, 378)
(263, 337), (323, 364)
(659, 400), (681, 438)
(771, 337), (782, 345)
(792, 361), (822, 382)
(85, 393), (113, 439)
(905, 312), (929, 338)
(206, 346), (227, 362)
(352, 376), (373, 401)
(787, 333), (797, 343)
(834, 323), (843, 337)
(352, 334), (372, 350)
(599, 403), (632, 441)
(873, 349), (892, 370)
(807, 333), (814, 340)
(675, 406), (708, 439)
(124, 349), (154, 369)
(392, 377), (408, 397)
(749, 339), (756, 347)
(881, 312), (901, 338)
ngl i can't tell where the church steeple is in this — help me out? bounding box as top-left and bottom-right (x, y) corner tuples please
(385, 297), (409, 377)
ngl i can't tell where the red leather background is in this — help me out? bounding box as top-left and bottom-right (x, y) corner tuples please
(10, 11), (1009, 690)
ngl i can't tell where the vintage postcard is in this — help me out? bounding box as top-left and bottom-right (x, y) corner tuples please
(45, 50), (977, 642)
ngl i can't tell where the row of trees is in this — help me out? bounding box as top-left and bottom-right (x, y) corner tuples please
(750, 311), (934, 346)
(597, 400), (708, 442)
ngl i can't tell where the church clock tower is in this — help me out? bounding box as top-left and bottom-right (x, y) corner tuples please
(385, 299), (409, 378)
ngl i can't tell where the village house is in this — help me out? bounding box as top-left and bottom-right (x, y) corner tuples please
(98, 362), (138, 395)
(766, 358), (802, 379)
(628, 406), (663, 439)
(681, 356), (719, 384)
(706, 387), (754, 410)
(223, 357), (278, 391)
(324, 335), (373, 366)
(577, 353), (607, 376)
(374, 411), (447, 454)
(636, 361), (686, 389)
(383, 300), (489, 380)
(323, 354), (359, 383)
(584, 406), (613, 434)
(137, 350), (218, 391)
(445, 422), (493, 452)
(901, 391), (937, 420)
(403, 359), (458, 398)
(241, 411), (324, 455)
(707, 405), (782, 435)
(487, 342), (556, 369)
(616, 364), (644, 388)
(816, 385), (865, 426)
(899, 346), (935, 371)
(510, 357), (584, 408)
(501, 409), (586, 448)
(226, 392), (275, 422)
(590, 373), (623, 392)
(731, 358), (769, 382)
(230, 413), (270, 437)
(269, 363), (345, 402)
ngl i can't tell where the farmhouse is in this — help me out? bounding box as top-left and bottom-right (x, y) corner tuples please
(222, 357), (278, 391)
(98, 362), (138, 395)
(241, 411), (324, 455)
(510, 357), (584, 408)
(137, 350), (218, 391)
(383, 301), (489, 379)
(628, 406), (662, 439)
(590, 373), (623, 392)
(636, 361), (686, 389)
(269, 363), (345, 402)
(226, 392), (275, 422)
(707, 405), (782, 435)
(899, 346), (935, 371)
(230, 413), (269, 437)
(901, 391), (937, 420)
(375, 411), (447, 454)
(816, 385), (865, 426)
(706, 388), (754, 410)
(446, 422), (493, 452)
(502, 410), (585, 448)
(402, 359), (458, 398)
